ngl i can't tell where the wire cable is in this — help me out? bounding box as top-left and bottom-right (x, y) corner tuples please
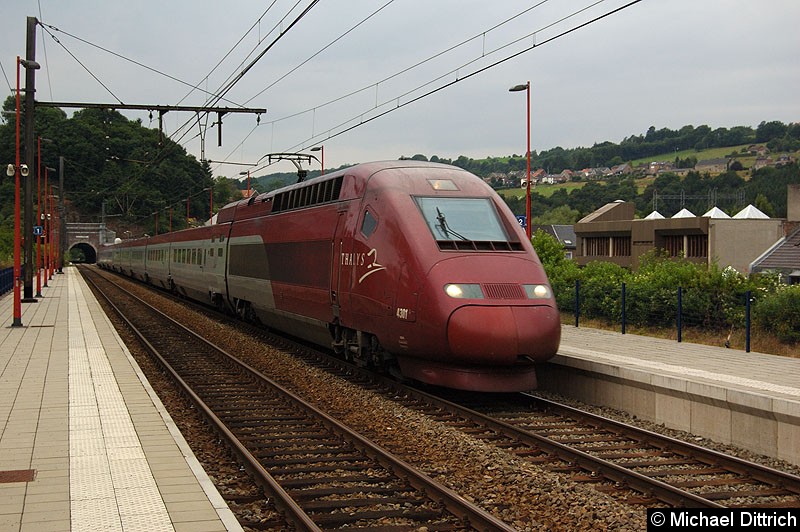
(282, 0), (643, 154)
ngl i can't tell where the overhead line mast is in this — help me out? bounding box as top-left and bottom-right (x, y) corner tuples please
(35, 101), (266, 147)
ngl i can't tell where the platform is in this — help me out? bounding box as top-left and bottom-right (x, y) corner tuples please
(541, 325), (800, 467)
(0, 269), (241, 531)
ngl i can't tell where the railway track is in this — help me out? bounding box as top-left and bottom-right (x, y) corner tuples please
(81, 266), (515, 531)
(85, 265), (800, 516)
(225, 314), (800, 510)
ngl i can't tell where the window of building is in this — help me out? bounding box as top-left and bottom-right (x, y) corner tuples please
(663, 235), (683, 257)
(686, 234), (708, 258)
(584, 236), (610, 256)
(612, 236), (631, 257)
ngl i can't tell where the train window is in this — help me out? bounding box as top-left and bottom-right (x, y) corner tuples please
(361, 210), (378, 238)
(209, 248), (214, 257)
(218, 247), (223, 256)
(414, 197), (510, 243)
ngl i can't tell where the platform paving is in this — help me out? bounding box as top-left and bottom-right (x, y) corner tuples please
(543, 325), (800, 466)
(0, 268), (241, 531)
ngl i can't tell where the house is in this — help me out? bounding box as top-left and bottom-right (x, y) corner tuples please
(572, 189), (797, 273)
(530, 224), (577, 259)
(747, 144), (770, 156)
(647, 161), (673, 175)
(695, 158), (729, 173)
(750, 184), (800, 284)
(753, 157), (773, 170)
(520, 169), (546, 188)
(750, 227), (800, 284)
(609, 163), (632, 175)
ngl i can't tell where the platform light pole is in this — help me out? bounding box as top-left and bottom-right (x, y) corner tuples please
(43, 166), (55, 286)
(509, 81), (532, 240)
(23, 17), (40, 301)
(311, 146), (324, 176)
(35, 138), (45, 297)
(7, 56), (26, 325)
(239, 170), (251, 196)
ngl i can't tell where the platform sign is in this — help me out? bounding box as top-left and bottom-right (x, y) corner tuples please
(33, 225), (43, 236)
(516, 215), (527, 229)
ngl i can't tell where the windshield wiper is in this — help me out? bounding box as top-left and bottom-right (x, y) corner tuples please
(436, 207), (469, 241)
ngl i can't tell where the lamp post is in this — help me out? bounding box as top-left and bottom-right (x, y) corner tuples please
(239, 170), (251, 196)
(204, 187), (213, 222)
(43, 166), (54, 286)
(35, 138), (43, 297)
(310, 146), (324, 176)
(509, 81), (532, 240)
(7, 56), (26, 325)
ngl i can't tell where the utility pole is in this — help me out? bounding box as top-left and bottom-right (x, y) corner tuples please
(23, 16), (37, 301)
(58, 156), (65, 272)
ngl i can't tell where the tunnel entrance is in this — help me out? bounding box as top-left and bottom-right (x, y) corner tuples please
(68, 242), (97, 264)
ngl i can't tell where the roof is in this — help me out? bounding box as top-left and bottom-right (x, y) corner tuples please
(750, 226), (800, 272)
(577, 200), (635, 223)
(672, 208), (696, 218)
(644, 210), (665, 220)
(733, 204), (770, 219)
(530, 224), (577, 249)
(703, 206), (730, 218)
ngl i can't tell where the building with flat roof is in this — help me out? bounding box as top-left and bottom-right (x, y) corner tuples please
(574, 199), (789, 274)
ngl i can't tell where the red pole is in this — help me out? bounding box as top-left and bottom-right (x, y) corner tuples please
(35, 138), (42, 297)
(43, 169), (49, 286)
(525, 81), (531, 240)
(12, 57), (22, 325)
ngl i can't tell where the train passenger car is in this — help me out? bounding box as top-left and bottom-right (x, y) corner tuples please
(104, 160), (560, 392)
(220, 160), (560, 391)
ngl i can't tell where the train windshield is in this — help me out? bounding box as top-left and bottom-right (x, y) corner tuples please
(414, 197), (510, 242)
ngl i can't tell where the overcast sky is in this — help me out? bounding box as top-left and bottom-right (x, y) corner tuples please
(2, 0), (798, 179)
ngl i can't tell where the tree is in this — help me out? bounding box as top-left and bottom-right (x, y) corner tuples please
(532, 205), (580, 225)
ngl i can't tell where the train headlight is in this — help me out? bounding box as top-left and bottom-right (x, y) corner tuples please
(444, 284), (484, 299)
(523, 284), (551, 299)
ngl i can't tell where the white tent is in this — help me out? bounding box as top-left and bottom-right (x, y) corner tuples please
(672, 208), (695, 218)
(644, 210), (665, 219)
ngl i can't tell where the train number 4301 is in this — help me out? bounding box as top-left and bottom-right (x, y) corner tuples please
(396, 307), (410, 320)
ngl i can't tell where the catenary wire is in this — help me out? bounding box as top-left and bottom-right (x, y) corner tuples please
(284, 0), (644, 154)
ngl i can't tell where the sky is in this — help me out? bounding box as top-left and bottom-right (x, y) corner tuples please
(2, 0), (799, 180)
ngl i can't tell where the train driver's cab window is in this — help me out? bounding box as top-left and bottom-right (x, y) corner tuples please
(414, 197), (509, 242)
(361, 210), (378, 238)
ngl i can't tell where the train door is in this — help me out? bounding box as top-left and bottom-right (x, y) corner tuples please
(330, 209), (349, 319)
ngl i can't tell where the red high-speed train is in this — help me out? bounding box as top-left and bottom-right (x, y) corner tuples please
(98, 160), (560, 392)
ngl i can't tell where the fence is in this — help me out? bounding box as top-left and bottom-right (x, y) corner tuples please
(0, 267), (12, 297)
(568, 280), (754, 352)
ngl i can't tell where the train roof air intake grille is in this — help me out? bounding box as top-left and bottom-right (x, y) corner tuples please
(483, 283), (525, 299)
(436, 240), (524, 252)
(270, 175), (344, 213)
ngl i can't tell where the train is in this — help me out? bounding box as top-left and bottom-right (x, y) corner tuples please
(98, 160), (561, 392)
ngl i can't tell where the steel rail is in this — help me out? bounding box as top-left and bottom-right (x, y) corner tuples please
(83, 266), (516, 531)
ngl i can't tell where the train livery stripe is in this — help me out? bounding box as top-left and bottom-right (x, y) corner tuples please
(229, 240), (331, 289)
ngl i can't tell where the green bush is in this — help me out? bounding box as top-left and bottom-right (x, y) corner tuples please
(533, 231), (798, 347)
(579, 261), (628, 322)
(753, 285), (800, 344)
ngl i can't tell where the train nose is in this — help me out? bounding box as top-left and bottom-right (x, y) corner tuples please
(447, 304), (561, 364)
